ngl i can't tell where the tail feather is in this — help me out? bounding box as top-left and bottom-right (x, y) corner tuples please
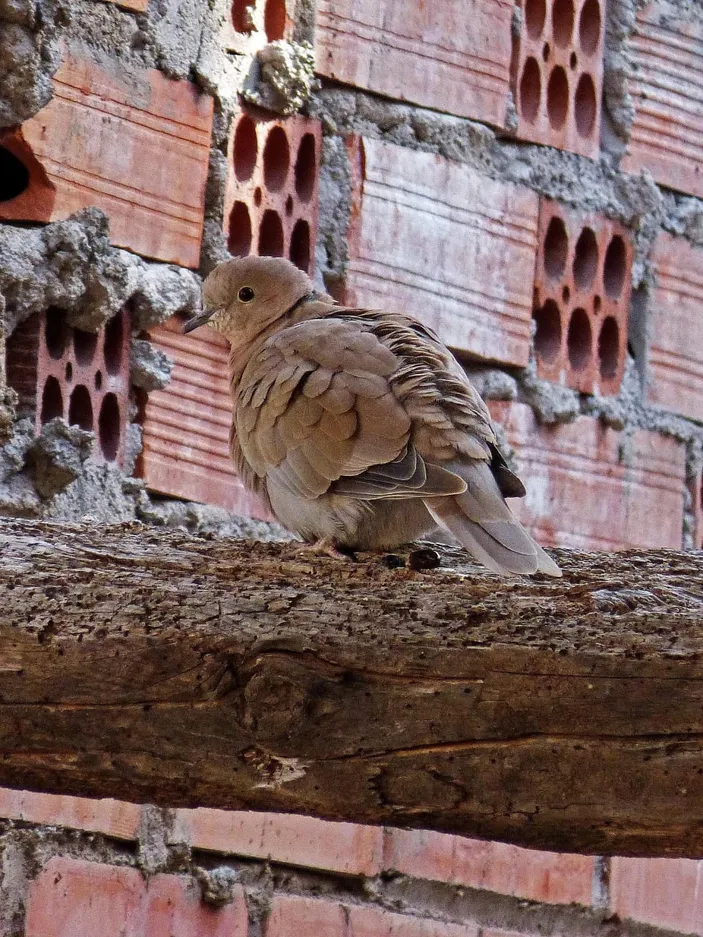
(425, 459), (562, 578)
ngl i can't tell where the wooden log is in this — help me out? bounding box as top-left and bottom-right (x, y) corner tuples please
(1, 517), (702, 857)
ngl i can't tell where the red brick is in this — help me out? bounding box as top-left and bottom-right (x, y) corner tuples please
(224, 108), (321, 276)
(0, 788), (140, 841)
(6, 306), (131, 465)
(511, 0), (605, 158)
(223, 0), (293, 55)
(176, 809), (383, 877)
(646, 233), (703, 422)
(0, 127), (56, 220)
(349, 906), (478, 937)
(344, 137), (539, 368)
(489, 401), (686, 550)
(533, 199), (633, 397)
(264, 895), (346, 937)
(315, 0), (513, 128)
(103, 0), (149, 10)
(137, 315), (270, 515)
(610, 857), (703, 935)
(24, 858), (248, 937)
(0, 55), (213, 268)
(621, 1), (703, 199)
(383, 830), (593, 906)
(691, 467), (703, 550)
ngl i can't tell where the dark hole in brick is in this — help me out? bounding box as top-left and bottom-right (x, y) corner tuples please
(285, 194), (293, 215)
(0, 147), (30, 202)
(254, 186), (262, 206)
(295, 133), (317, 201)
(231, 0), (255, 32)
(563, 284), (571, 302)
(74, 328), (98, 366)
(603, 234), (627, 299)
(579, 0), (601, 55)
(547, 66), (569, 129)
(41, 376), (63, 424)
(573, 227), (598, 290)
(598, 316), (619, 379)
(542, 42), (550, 62)
(65, 362), (73, 382)
(552, 0), (575, 45)
(95, 370), (103, 390)
(233, 115), (258, 181)
(570, 51), (578, 69)
(228, 201), (253, 256)
(45, 308), (67, 360)
(104, 313), (124, 375)
(543, 215), (568, 279)
(520, 57), (541, 124)
(567, 307), (592, 371)
(263, 126), (290, 191)
(575, 72), (597, 137)
(68, 384), (93, 431)
(264, 0), (285, 40)
(524, 0), (546, 38)
(258, 209), (284, 256)
(594, 294), (601, 313)
(99, 393), (121, 461)
(533, 299), (562, 364)
(290, 218), (311, 271)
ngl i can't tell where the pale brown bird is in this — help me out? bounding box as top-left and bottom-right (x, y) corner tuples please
(184, 256), (561, 577)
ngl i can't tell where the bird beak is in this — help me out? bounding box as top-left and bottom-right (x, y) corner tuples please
(182, 309), (214, 334)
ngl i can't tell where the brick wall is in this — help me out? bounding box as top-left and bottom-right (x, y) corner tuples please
(5, 788), (703, 937)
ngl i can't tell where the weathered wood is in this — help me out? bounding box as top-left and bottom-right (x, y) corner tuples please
(1, 518), (703, 857)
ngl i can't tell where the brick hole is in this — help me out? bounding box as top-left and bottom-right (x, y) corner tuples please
(552, 0), (575, 45)
(520, 57), (542, 124)
(99, 393), (121, 461)
(524, 0), (546, 38)
(542, 42), (550, 61)
(547, 66), (569, 129)
(533, 299), (562, 363)
(229, 201), (253, 256)
(263, 126), (290, 191)
(295, 133), (317, 201)
(570, 51), (577, 69)
(68, 384), (93, 431)
(45, 308), (67, 359)
(562, 284), (571, 302)
(233, 115), (258, 181)
(264, 0), (286, 40)
(254, 186), (263, 206)
(95, 370), (103, 390)
(41, 376), (63, 423)
(104, 313), (124, 375)
(285, 195), (293, 216)
(65, 362), (73, 382)
(579, 0), (601, 54)
(543, 215), (568, 278)
(594, 294), (601, 313)
(574, 72), (597, 137)
(567, 307), (592, 370)
(0, 147), (30, 202)
(598, 316), (619, 379)
(258, 209), (284, 256)
(603, 234), (627, 298)
(73, 328), (98, 366)
(573, 227), (598, 290)
(232, 0), (255, 32)
(290, 218), (311, 271)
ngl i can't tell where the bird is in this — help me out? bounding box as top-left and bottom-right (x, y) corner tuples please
(183, 256), (561, 577)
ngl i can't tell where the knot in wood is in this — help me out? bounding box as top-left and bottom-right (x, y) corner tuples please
(243, 665), (308, 740)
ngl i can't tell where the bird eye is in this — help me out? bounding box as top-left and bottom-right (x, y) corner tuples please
(238, 286), (255, 303)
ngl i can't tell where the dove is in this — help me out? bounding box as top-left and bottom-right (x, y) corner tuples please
(183, 256), (561, 577)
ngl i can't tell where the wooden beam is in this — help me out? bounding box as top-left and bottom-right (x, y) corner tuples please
(1, 518), (702, 857)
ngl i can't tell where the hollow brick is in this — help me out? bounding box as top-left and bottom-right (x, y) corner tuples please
(0, 55), (213, 268)
(0, 787), (140, 841)
(610, 858), (703, 936)
(343, 137), (539, 368)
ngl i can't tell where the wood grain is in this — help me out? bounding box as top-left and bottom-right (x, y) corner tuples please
(1, 518), (702, 856)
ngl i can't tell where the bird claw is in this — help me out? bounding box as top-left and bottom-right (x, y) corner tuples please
(296, 538), (358, 561)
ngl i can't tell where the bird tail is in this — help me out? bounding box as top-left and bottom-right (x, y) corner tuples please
(425, 459), (562, 577)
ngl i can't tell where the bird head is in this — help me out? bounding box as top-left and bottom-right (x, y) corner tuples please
(183, 256), (314, 347)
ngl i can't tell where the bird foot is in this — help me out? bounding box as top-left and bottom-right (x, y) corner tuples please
(295, 538), (358, 561)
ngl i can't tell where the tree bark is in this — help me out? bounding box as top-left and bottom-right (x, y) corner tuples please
(1, 518), (703, 857)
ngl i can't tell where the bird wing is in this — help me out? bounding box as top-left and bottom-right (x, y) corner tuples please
(235, 316), (466, 501)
